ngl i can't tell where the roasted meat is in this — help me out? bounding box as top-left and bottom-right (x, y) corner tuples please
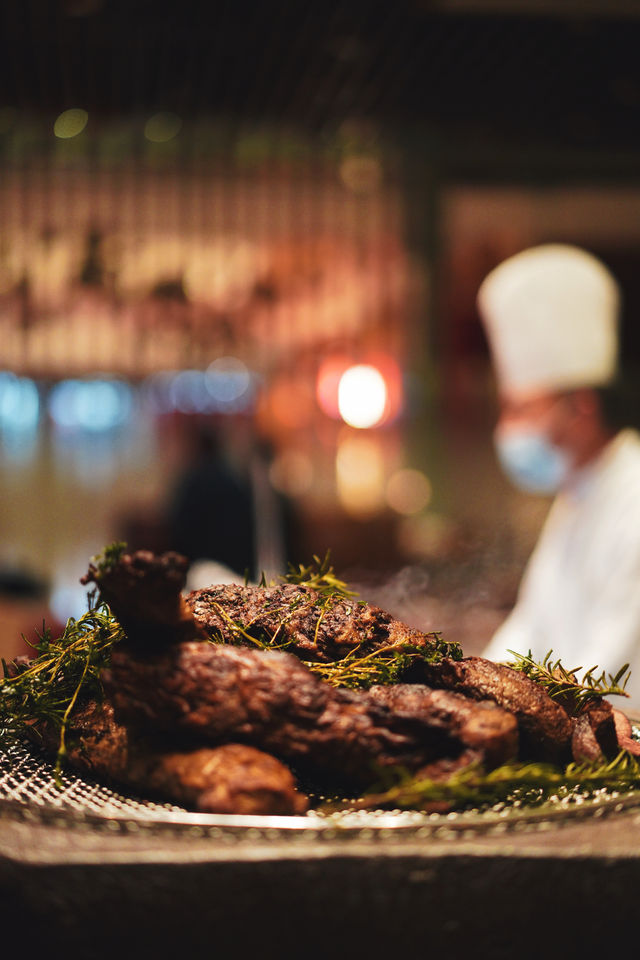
(69, 546), (637, 814)
(33, 699), (308, 815)
(368, 684), (519, 768)
(81, 549), (205, 647)
(81, 548), (449, 661)
(187, 582), (444, 662)
(570, 698), (620, 762)
(613, 708), (640, 755)
(103, 641), (497, 788)
(411, 656), (574, 764)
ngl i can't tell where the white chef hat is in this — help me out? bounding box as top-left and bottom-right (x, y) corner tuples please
(477, 244), (620, 396)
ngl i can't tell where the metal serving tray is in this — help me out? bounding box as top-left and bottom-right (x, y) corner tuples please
(3, 724), (640, 846)
(3, 724), (640, 960)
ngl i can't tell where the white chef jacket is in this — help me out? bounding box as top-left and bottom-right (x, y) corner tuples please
(483, 429), (640, 710)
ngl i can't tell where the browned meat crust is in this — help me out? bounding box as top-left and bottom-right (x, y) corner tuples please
(33, 700), (309, 815)
(368, 684), (519, 768)
(186, 582), (441, 663)
(82, 547), (446, 661)
(570, 699), (620, 762)
(73, 547), (639, 810)
(81, 550), (205, 647)
(571, 713), (605, 762)
(103, 642), (480, 788)
(613, 708), (640, 756)
(412, 656), (573, 764)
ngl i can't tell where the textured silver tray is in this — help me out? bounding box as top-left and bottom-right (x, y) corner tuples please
(3, 731), (640, 845)
(4, 732), (640, 960)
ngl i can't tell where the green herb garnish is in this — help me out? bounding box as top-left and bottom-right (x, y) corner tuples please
(324, 750), (640, 813)
(283, 550), (358, 599)
(201, 550), (462, 685)
(301, 638), (457, 690)
(506, 649), (631, 708)
(0, 599), (123, 777)
(2, 544), (639, 812)
(87, 540), (127, 576)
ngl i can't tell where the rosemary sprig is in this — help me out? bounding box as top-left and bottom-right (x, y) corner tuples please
(87, 540), (128, 576)
(302, 637), (457, 690)
(326, 750), (640, 813)
(506, 649), (631, 709)
(204, 599), (459, 690)
(282, 551), (358, 600)
(204, 600), (300, 652)
(0, 599), (123, 775)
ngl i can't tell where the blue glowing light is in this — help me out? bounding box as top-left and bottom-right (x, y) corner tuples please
(0, 373), (40, 433)
(143, 359), (255, 415)
(48, 378), (133, 432)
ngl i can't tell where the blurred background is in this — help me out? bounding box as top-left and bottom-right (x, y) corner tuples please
(1, 0), (640, 660)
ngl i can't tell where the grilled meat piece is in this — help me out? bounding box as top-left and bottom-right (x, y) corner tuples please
(81, 549), (205, 647)
(33, 699), (308, 815)
(186, 582), (445, 663)
(412, 656), (573, 764)
(613, 708), (640, 756)
(570, 698), (620, 762)
(322, 748), (484, 815)
(571, 713), (606, 762)
(82, 547), (450, 660)
(368, 684), (519, 768)
(103, 641), (485, 788)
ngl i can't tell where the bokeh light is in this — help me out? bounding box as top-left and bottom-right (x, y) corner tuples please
(336, 434), (385, 516)
(144, 112), (182, 143)
(338, 364), (387, 429)
(339, 155), (382, 194)
(142, 362), (256, 415)
(268, 450), (314, 497)
(205, 357), (253, 408)
(0, 373), (40, 434)
(168, 370), (212, 414)
(48, 378), (133, 432)
(385, 468), (432, 516)
(54, 108), (89, 139)
(316, 355), (351, 419)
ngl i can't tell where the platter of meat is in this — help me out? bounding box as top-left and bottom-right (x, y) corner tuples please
(1, 544), (640, 837)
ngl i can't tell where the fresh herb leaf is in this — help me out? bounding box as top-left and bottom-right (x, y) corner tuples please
(282, 550), (358, 600)
(87, 541), (128, 577)
(505, 649), (630, 709)
(325, 750), (640, 813)
(0, 601), (123, 776)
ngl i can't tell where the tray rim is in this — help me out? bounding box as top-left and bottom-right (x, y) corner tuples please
(3, 739), (640, 843)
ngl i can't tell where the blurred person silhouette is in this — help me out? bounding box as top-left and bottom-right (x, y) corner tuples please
(477, 243), (640, 707)
(167, 421), (256, 584)
(167, 421), (299, 589)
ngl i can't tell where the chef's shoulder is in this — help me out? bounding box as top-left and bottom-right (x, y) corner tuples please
(596, 428), (640, 550)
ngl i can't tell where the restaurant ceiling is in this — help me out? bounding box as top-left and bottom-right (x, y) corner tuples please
(2, 0), (640, 181)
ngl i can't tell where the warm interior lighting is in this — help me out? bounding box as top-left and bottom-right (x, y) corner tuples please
(339, 155), (382, 194)
(54, 108), (89, 139)
(316, 356), (350, 419)
(269, 450), (314, 497)
(338, 364), (387, 429)
(336, 434), (385, 516)
(386, 468), (432, 516)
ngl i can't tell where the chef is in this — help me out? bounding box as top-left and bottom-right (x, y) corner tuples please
(477, 243), (640, 709)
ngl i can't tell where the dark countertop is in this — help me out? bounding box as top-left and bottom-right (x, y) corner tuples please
(2, 789), (640, 960)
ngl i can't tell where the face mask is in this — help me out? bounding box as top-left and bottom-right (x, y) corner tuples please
(494, 427), (571, 495)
